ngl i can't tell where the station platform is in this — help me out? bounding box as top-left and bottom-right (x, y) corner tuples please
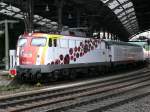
(0, 70), (13, 86)
(0, 70), (9, 76)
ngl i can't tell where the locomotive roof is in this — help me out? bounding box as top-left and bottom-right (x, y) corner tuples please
(32, 33), (63, 39)
(105, 40), (142, 47)
(22, 33), (63, 39)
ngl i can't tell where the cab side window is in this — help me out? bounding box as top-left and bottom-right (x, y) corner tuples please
(54, 39), (57, 47)
(49, 38), (52, 47)
(105, 43), (110, 49)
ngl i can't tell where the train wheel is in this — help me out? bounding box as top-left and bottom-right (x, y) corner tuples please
(30, 73), (34, 82)
(20, 72), (25, 81)
(69, 70), (77, 80)
(16, 71), (24, 83)
(36, 73), (42, 80)
(88, 67), (96, 77)
(61, 69), (69, 79)
(62, 69), (69, 76)
(50, 72), (59, 81)
(16, 71), (21, 80)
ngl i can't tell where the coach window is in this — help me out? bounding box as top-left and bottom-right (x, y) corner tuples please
(76, 40), (80, 46)
(105, 43), (109, 49)
(49, 38), (52, 47)
(69, 40), (75, 48)
(54, 39), (57, 47)
(107, 44), (111, 50)
(60, 39), (68, 48)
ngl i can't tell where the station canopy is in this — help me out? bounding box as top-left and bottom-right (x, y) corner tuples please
(0, 1), (58, 30)
(100, 0), (139, 35)
(0, 0), (150, 40)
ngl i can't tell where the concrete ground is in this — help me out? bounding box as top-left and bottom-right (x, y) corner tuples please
(0, 70), (13, 86)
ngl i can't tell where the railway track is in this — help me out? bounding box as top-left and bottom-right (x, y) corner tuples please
(0, 68), (150, 112)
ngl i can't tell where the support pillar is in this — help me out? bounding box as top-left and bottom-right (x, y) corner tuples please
(5, 20), (9, 70)
(57, 0), (64, 31)
(77, 8), (80, 27)
(99, 28), (103, 39)
(0, 20), (18, 70)
(103, 29), (106, 39)
(106, 31), (109, 40)
(28, 0), (34, 32)
(110, 33), (113, 40)
(109, 32), (111, 40)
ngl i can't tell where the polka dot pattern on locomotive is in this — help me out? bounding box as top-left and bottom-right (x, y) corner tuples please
(50, 39), (101, 65)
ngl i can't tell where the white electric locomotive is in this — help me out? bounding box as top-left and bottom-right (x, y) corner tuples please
(10, 32), (145, 81)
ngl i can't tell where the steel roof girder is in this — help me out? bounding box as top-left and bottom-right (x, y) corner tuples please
(0, 2), (56, 29)
(121, 15), (136, 23)
(116, 6), (134, 17)
(119, 11), (135, 20)
(122, 18), (137, 26)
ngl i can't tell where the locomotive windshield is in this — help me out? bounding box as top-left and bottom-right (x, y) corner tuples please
(17, 38), (27, 47)
(31, 37), (47, 46)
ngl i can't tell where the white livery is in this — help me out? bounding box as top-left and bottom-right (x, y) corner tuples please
(11, 32), (145, 81)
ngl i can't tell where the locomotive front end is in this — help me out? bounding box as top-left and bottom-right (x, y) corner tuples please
(17, 35), (47, 65)
(16, 33), (48, 81)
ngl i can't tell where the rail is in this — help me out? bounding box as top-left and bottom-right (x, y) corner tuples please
(0, 68), (149, 112)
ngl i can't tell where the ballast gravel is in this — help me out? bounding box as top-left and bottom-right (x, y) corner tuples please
(104, 95), (150, 112)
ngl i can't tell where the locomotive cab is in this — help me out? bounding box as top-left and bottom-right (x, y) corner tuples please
(16, 33), (60, 66)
